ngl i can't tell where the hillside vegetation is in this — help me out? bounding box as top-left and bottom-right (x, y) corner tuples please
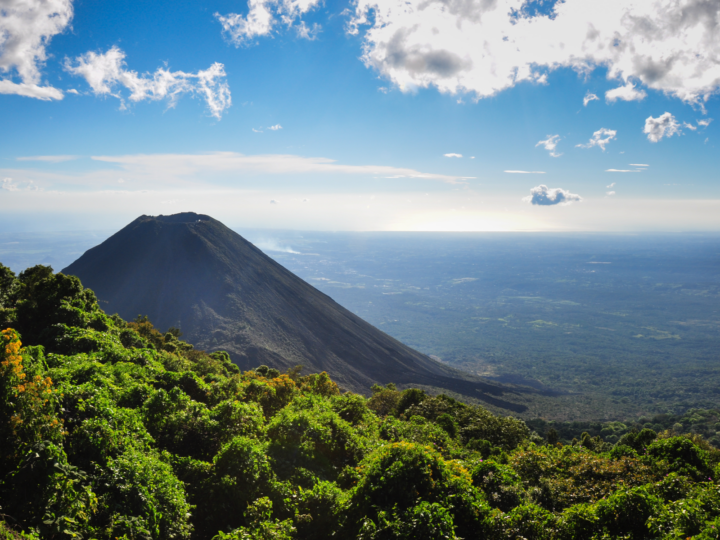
(2, 264), (720, 539)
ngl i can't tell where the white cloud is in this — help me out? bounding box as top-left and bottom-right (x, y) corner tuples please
(348, 0), (720, 106)
(698, 119), (713, 128)
(17, 155), (78, 163)
(684, 122), (697, 131)
(1, 177), (42, 192)
(606, 169), (636, 173)
(583, 93), (599, 107)
(252, 128), (263, 133)
(89, 152), (471, 184)
(536, 134), (562, 157)
(523, 185), (582, 206)
(296, 21), (321, 40)
(505, 170), (545, 174)
(2, 178), (19, 191)
(606, 191), (616, 195)
(607, 183), (616, 188)
(64, 46), (231, 119)
(644, 112), (681, 143)
(444, 153), (462, 158)
(268, 124), (283, 130)
(605, 81), (647, 103)
(216, 0), (322, 46)
(0, 0), (71, 100)
(577, 128), (617, 151)
(0, 80), (63, 100)
(630, 164), (649, 167)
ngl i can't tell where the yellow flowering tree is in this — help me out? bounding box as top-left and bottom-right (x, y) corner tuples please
(0, 328), (63, 462)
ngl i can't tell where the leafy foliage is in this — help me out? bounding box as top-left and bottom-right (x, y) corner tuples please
(2, 265), (720, 539)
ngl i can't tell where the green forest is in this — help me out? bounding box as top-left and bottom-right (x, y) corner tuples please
(2, 264), (720, 539)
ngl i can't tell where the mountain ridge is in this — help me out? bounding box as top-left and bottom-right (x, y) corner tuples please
(62, 212), (530, 409)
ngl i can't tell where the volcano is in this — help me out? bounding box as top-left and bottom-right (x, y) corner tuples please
(63, 213), (527, 409)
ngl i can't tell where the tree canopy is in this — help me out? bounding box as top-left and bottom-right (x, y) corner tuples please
(1, 264), (720, 539)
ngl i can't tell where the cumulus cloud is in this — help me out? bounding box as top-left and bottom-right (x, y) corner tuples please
(684, 122), (698, 131)
(536, 134), (562, 157)
(505, 170), (545, 174)
(697, 119), (713, 128)
(216, 0), (322, 46)
(523, 184), (582, 206)
(577, 128), (617, 151)
(64, 46), (231, 119)
(444, 153), (462, 158)
(0, 0), (72, 99)
(268, 124), (282, 130)
(605, 81), (647, 103)
(644, 112), (681, 142)
(583, 92), (599, 107)
(348, 0), (720, 106)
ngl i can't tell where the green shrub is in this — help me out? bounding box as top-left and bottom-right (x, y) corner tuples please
(647, 436), (713, 481)
(345, 441), (488, 539)
(470, 460), (524, 511)
(595, 486), (661, 539)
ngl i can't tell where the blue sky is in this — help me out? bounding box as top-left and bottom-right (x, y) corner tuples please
(1, 0), (718, 232)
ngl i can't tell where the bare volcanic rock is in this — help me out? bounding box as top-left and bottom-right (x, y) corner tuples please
(62, 213), (526, 408)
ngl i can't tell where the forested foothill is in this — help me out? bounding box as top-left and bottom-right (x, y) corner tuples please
(2, 264), (720, 539)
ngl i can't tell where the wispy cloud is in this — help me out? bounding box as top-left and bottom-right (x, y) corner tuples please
(606, 191), (616, 196)
(629, 164), (649, 167)
(504, 170), (545, 174)
(697, 119), (713, 128)
(644, 112), (681, 143)
(535, 135), (562, 157)
(65, 46), (231, 119)
(606, 182), (616, 188)
(523, 185), (582, 206)
(269, 124), (283, 130)
(576, 128), (617, 151)
(444, 153), (462, 158)
(606, 169), (638, 173)
(583, 93), (599, 107)
(88, 152), (472, 184)
(17, 155), (79, 163)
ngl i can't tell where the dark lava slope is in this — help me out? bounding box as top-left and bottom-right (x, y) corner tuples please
(63, 213), (529, 409)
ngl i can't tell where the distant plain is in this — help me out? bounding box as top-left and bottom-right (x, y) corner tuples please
(3, 229), (719, 422)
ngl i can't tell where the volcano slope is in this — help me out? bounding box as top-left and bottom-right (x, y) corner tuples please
(63, 213), (534, 409)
